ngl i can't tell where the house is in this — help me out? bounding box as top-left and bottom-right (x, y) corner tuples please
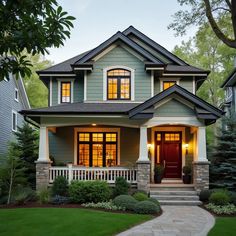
(20, 26), (223, 199)
(221, 67), (236, 117)
(0, 75), (30, 156)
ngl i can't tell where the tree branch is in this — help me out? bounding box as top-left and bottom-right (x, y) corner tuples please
(225, 0), (232, 10)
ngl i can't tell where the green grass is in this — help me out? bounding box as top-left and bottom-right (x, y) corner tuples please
(208, 217), (236, 236)
(0, 208), (152, 236)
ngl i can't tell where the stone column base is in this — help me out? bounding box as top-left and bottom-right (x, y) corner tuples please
(36, 161), (52, 190)
(193, 161), (210, 193)
(136, 160), (151, 193)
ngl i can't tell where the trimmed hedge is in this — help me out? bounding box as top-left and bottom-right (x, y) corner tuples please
(113, 195), (137, 211)
(147, 197), (160, 206)
(134, 200), (160, 214)
(113, 177), (130, 197)
(133, 192), (148, 201)
(209, 190), (230, 206)
(51, 176), (68, 196)
(69, 181), (111, 203)
(199, 189), (213, 202)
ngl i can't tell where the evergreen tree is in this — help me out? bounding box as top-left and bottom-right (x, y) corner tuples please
(14, 123), (39, 189)
(210, 115), (236, 191)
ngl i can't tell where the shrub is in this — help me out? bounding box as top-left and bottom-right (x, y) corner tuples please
(69, 181), (111, 204)
(82, 201), (125, 211)
(133, 192), (148, 201)
(183, 165), (192, 175)
(199, 189), (213, 202)
(113, 195), (137, 211)
(113, 177), (130, 198)
(147, 197), (160, 206)
(50, 195), (69, 205)
(37, 188), (50, 204)
(134, 200), (160, 214)
(51, 176), (68, 196)
(14, 187), (36, 205)
(206, 203), (236, 215)
(209, 190), (230, 206)
(230, 192), (236, 205)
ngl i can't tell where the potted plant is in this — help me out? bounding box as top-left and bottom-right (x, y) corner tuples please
(154, 164), (164, 183)
(182, 165), (192, 184)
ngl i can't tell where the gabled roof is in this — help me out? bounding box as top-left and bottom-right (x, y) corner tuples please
(128, 84), (224, 120)
(221, 68), (236, 88)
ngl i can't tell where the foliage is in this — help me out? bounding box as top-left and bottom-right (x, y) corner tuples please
(133, 192), (149, 201)
(209, 190), (231, 206)
(199, 189), (214, 202)
(13, 187), (36, 205)
(0, 143), (27, 204)
(113, 177), (130, 198)
(113, 195), (137, 211)
(154, 164), (164, 176)
(230, 192), (236, 205)
(0, 0), (75, 79)
(210, 116), (236, 190)
(134, 201), (160, 214)
(50, 195), (69, 205)
(146, 198), (160, 207)
(182, 165), (192, 175)
(82, 201), (125, 211)
(14, 123), (38, 189)
(37, 188), (50, 204)
(206, 203), (236, 215)
(168, 0), (236, 48)
(51, 176), (68, 197)
(69, 181), (111, 204)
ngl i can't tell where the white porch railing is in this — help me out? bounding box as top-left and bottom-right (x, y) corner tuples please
(49, 165), (137, 184)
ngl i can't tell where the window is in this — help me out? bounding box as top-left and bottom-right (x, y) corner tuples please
(12, 110), (17, 132)
(78, 132), (117, 167)
(165, 133), (180, 141)
(15, 88), (19, 102)
(163, 81), (176, 90)
(61, 82), (71, 103)
(107, 69), (131, 100)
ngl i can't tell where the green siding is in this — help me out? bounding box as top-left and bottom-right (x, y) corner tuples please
(179, 77), (193, 93)
(155, 99), (195, 117)
(52, 80), (58, 106)
(154, 77), (160, 95)
(87, 46), (151, 101)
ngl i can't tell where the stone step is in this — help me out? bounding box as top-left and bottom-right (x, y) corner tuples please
(150, 190), (197, 196)
(151, 195), (199, 201)
(158, 200), (202, 206)
(150, 186), (195, 191)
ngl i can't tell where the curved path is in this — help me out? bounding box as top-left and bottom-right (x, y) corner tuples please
(117, 206), (215, 236)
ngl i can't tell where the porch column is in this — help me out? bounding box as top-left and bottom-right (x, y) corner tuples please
(193, 126), (210, 192)
(35, 126), (51, 190)
(136, 126), (150, 193)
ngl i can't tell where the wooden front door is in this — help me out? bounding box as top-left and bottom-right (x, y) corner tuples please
(155, 132), (182, 178)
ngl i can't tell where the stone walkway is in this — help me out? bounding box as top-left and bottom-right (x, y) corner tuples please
(117, 206), (215, 236)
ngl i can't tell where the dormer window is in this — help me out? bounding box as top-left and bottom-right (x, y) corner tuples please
(107, 69), (131, 100)
(61, 82), (71, 103)
(163, 81), (176, 90)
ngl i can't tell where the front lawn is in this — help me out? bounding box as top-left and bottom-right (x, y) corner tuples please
(208, 217), (236, 236)
(0, 208), (152, 236)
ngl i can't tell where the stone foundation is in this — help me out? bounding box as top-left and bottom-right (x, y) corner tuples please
(36, 161), (51, 190)
(193, 161), (210, 193)
(136, 161), (151, 193)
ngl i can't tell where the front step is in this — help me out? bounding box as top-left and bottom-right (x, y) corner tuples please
(158, 200), (202, 206)
(151, 195), (199, 201)
(150, 190), (197, 196)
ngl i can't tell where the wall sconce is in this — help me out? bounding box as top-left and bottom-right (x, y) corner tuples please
(183, 143), (189, 155)
(147, 143), (153, 159)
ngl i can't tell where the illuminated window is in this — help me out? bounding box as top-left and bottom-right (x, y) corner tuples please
(79, 133), (90, 142)
(107, 69), (131, 100)
(92, 133), (103, 142)
(78, 144), (90, 166)
(106, 133), (117, 142)
(61, 82), (71, 103)
(165, 133), (180, 141)
(163, 81), (176, 90)
(156, 133), (161, 141)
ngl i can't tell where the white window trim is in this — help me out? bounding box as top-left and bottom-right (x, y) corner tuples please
(192, 76), (196, 94)
(49, 78), (52, 106)
(4, 77), (8, 82)
(103, 66), (135, 101)
(151, 71), (154, 97)
(14, 88), (19, 102)
(12, 110), (17, 132)
(74, 127), (120, 166)
(84, 71), (87, 101)
(160, 78), (180, 92)
(57, 79), (74, 104)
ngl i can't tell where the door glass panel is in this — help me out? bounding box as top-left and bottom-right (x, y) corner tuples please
(156, 133), (161, 141)
(78, 144), (89, 166)
(165, 133), (180, 141)
(92, 144), (103, 167)
(156, 144), (160, 163)
(106, 144), (117, 166)
(120, 78), (130, 99)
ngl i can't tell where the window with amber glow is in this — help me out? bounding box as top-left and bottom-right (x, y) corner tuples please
(107, 69), (131, 100)
(163, 81), (176, 90)
(61, 82), (71, 103)
(165, 133), (180, 141)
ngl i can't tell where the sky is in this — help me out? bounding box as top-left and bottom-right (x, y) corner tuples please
(47, 0), (196, 64)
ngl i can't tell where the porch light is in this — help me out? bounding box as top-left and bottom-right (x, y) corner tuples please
(92, 123), (97, 126)
(183, 143), (189, 155)
(147, 143), (153, 149)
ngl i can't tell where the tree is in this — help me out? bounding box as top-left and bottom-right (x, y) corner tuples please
(0, 143), (26, 204)
(0, 0), (75, 80)
(169, 0), (236, 48)
(209, 115), (236, 191)
(14, 123), (39, 189)
(23, 53), (52, 108)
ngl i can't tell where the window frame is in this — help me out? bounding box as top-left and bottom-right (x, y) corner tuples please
(60, 81), (71, 103)
(12, 110), (17, 132)
(14, 88), (19, 102)
(160, 78), (180, 91)
(57, 79), (74, 104)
